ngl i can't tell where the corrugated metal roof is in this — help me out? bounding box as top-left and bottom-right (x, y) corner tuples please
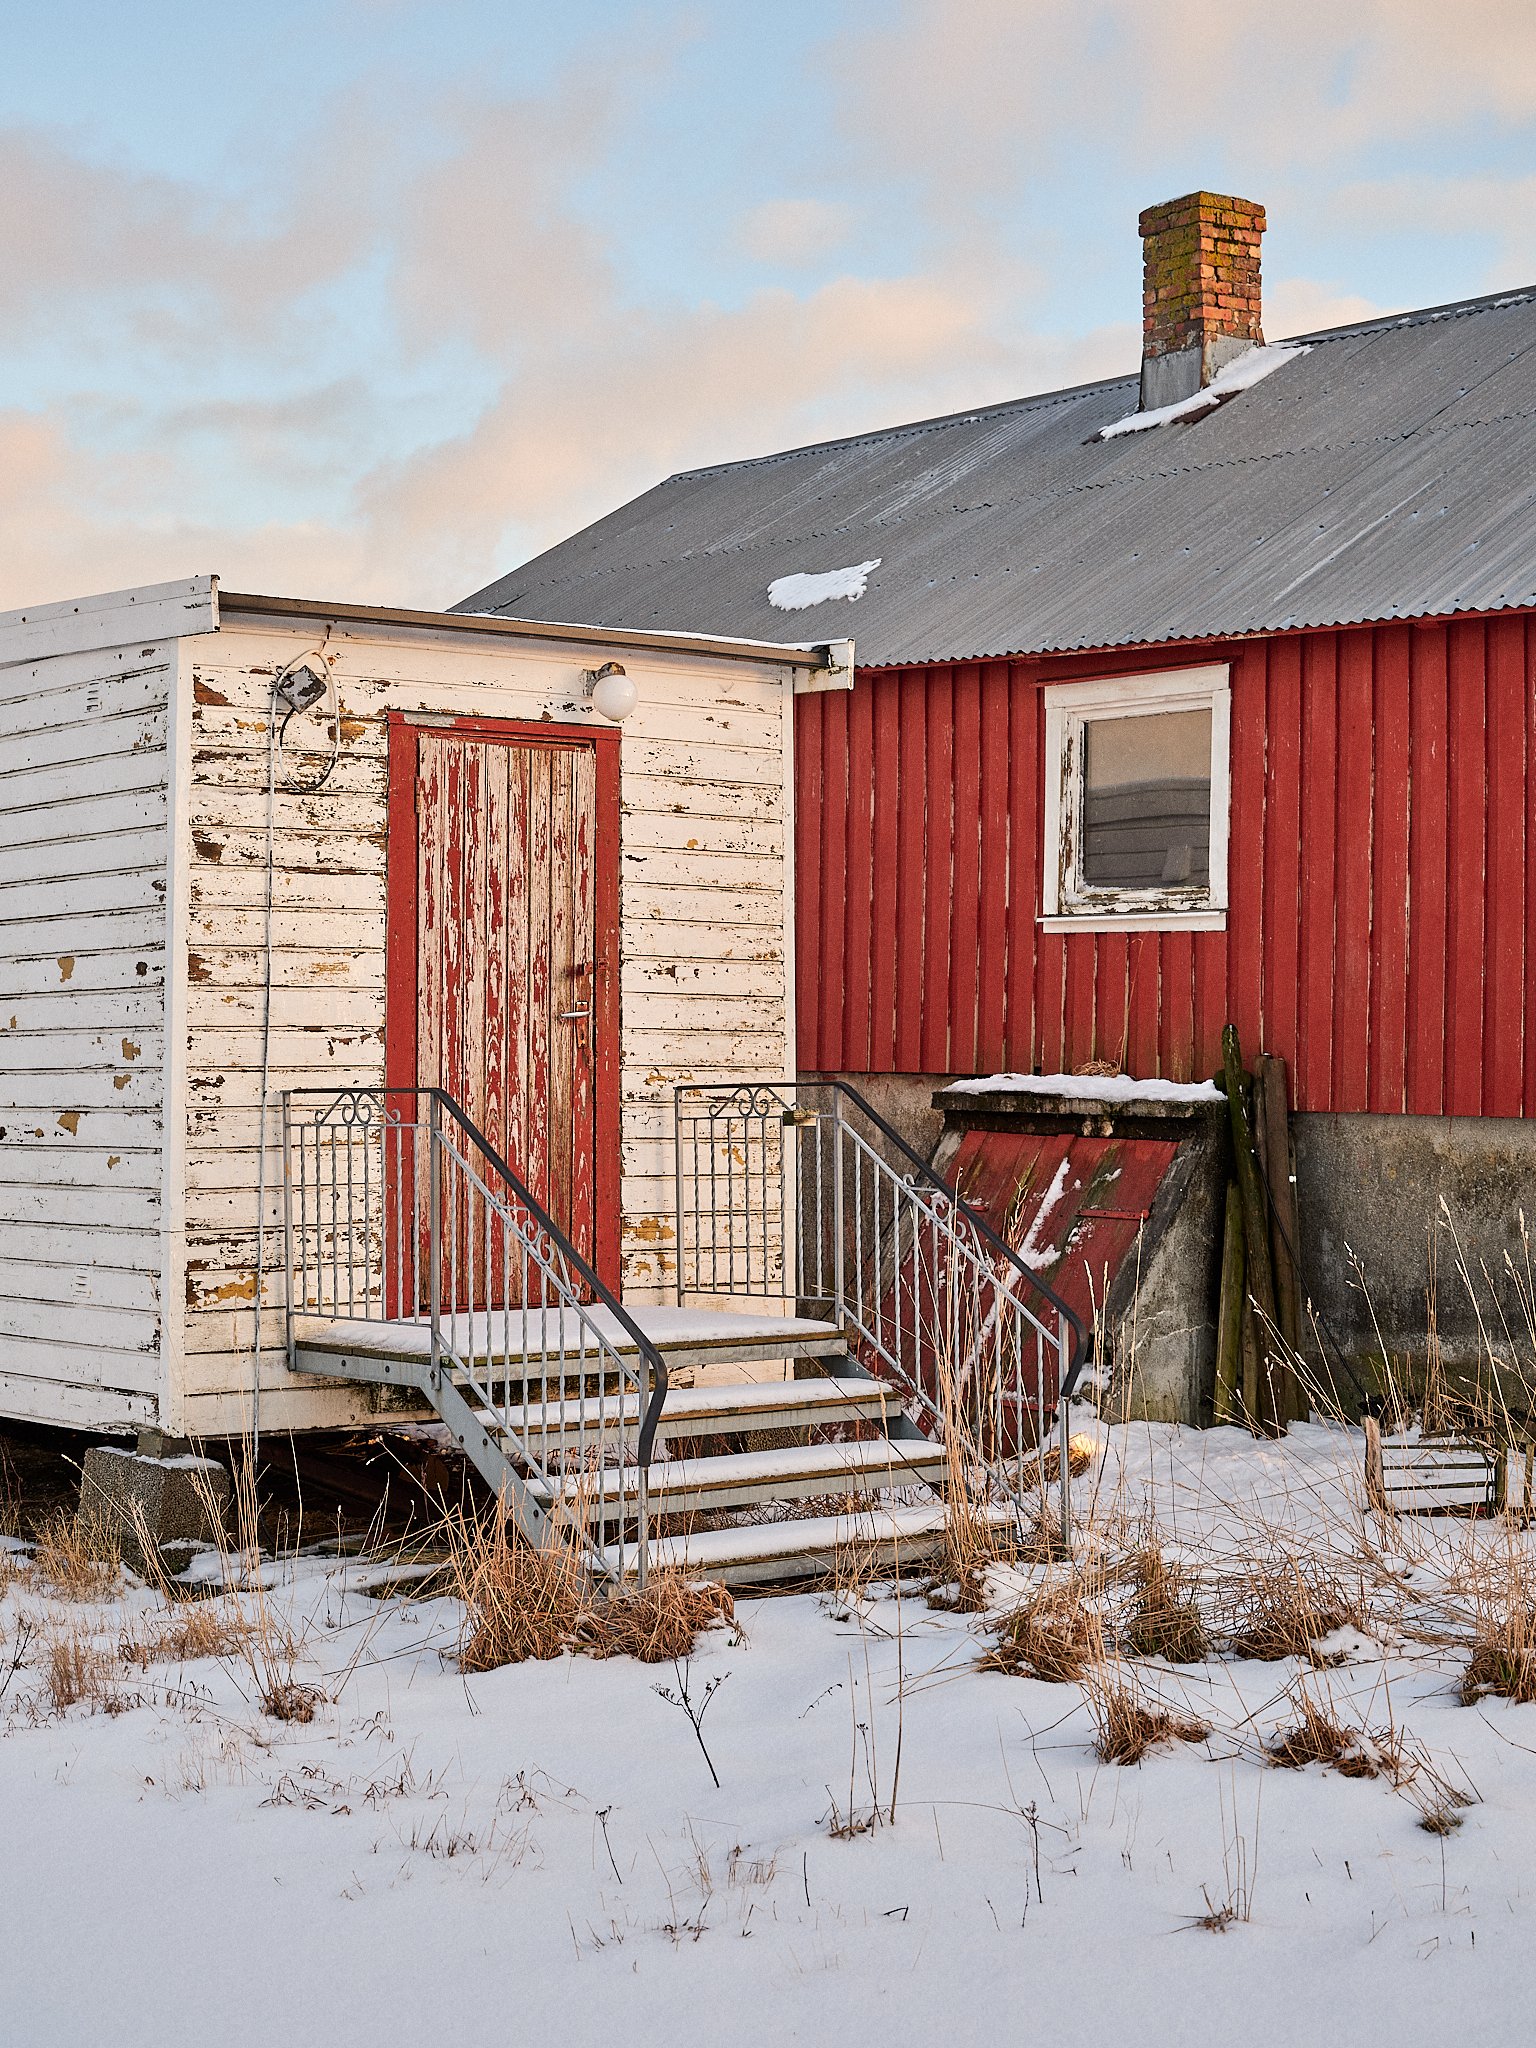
(455, 287), (1536, 667)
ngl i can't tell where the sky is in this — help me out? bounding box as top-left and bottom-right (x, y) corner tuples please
(4, 0), (1536, 613)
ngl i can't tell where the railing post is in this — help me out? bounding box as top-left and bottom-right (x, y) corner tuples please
(280, 1093), (296, 1373)
(1057, 1311), (1072, 1555)
(428, 1092), (443, 1387)
(673, 1090), (686, 1308)
(832, 1097), (846, 1323)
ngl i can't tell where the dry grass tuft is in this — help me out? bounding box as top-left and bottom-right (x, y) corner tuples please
(454, 1511), (586, 1671)
(1419, 1801), (1466, 1836)
(1122, 1535), (1210, 1664)
(1459, 1546), (1536, 1704)
(577, 1574), (735, 1665)
(120, 1602), (255, 1669)
(1461, 1639), (1536, 1706)
(1222, 1558), (1361, 1663)
(1082, 1666), (1210, 1765)
(448, 1510), (733, 1674)
(32, 1511), (120, 1601)
(43, 1626), (117, 1712)
(263, 1680), (325, 1723)
(1266, 1693), (1388, 1778)
(981, 1573), (1104, 1683)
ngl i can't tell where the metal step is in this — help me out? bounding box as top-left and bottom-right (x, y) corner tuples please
(607, 1501), (1021, 1586)
(533, 1433), (946, 1517)
(485, 1375), (893, 1451)
(291, 1309), (845, 1385)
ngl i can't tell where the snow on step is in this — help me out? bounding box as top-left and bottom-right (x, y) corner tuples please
(292, 1306), (840, 1364)
(491, 1376), (892, 1443)
(613, 1501), (1020, 1581)
(536, 1434), (945, 1512)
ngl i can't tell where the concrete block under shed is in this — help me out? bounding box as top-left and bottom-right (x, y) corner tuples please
(79, 1445), (232, 1579)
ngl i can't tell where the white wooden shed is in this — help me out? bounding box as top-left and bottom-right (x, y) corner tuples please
(0, 575), (1075, 1586)
(0, 576), (831, 1441)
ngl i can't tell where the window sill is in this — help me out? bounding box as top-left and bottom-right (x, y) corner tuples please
(1039, 909), (1227, 934)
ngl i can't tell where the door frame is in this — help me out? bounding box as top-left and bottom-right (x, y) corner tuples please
(384, 711), (623, 1291)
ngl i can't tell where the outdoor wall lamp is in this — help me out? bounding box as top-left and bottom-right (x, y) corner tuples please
(583, 660), (638, 723)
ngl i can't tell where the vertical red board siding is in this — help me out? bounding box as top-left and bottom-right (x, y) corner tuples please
(1006, 668), (1042, 1071)
(1484, 616), (1527, 1117)
(1295, 635), (1338, 1107)
(795, 688), (824, 1067)
(948, 665), (984, 1069)
(920, 669), (955, 1072)
(818, 693), (850, 1074)
(868, 671), (901, 1071)
(1332, 631), (1374, 1107)
(841, 669), (876, 1073)
(795, 612), (1536, 1118)
(1406, 624), (1450, 1114)
(1261, 637), (1303, 1066)
(1368, 626), (1411, 1113)
(976, 664), (1011, 1073)
(1224, 642), (1266, 1068)
(1526, 622), (1536, 1118)
(894, 669), (929, 1071)
(1446, 622), (1489, 1116)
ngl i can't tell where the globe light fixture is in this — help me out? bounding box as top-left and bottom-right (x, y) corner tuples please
(583, 660), (637, 723)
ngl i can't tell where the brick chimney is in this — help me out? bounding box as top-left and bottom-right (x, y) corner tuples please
(1139, 191), (1265, 411)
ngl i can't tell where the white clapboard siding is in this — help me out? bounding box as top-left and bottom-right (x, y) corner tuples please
(0, 641), (171, 1423)
(172, 614), (794, 1436)
(0, 588), (796, 1438)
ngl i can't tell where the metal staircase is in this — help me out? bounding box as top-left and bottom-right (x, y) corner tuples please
(281, 1083), (1083, 1588)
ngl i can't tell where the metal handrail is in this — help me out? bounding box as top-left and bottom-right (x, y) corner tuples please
(423, 1089), (671, 1466)
(826, 1080), (1086, 1397)
(674, 1078), (1088, 1538)
(281, 1085), (669, 1582)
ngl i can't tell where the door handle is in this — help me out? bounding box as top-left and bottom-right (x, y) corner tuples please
(559, 1007), (591, 1021)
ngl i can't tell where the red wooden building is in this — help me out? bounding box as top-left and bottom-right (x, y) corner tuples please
(462, 191), (1536, 1390)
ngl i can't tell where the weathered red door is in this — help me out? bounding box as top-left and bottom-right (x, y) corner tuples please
(386, 718), (621, 1295)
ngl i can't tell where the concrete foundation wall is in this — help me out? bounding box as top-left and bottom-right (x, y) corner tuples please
(1293, 1111), (1536, 1396)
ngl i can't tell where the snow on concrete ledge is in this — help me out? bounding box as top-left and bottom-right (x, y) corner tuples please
(1097, 341), (1309, 439)
(944, 1071), (1223, 1104)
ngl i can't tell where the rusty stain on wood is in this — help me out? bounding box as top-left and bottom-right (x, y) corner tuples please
(193, 678), (232, 706)
(191, 830), (225, 862)
(56, 1112), (80, 1135)
(121, 1039), (141, 1060)
(626, 1215), (677, 1243)
(57, 956), (74, 982)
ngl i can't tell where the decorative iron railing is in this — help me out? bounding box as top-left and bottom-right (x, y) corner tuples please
(281, 1087), (667, 1584)
(674, 1080), (1087, 1538)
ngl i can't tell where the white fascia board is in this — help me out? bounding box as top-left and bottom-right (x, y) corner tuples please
(0, 574), (220, 669)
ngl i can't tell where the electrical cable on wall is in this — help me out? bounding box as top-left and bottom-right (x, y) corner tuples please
(251, 632), (336, 1466)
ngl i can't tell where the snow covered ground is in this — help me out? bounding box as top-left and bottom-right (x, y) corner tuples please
(3, 1416), (1535, 2047)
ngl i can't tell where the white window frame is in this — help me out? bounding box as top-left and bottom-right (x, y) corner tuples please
(1040, 663), (1230, 931)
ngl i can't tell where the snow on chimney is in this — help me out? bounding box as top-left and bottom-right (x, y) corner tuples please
(1139, 192), (1265, 412)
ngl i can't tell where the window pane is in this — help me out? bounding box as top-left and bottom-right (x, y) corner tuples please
(1081, 708), (1211, 889)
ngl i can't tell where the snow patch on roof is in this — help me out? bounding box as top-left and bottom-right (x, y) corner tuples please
(1097, 342), (1310, 440)
(949, 1071), (1223, 1104)
(767, 558), (881, 610)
